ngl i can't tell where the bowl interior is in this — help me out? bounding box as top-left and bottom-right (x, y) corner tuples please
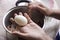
(5, 6), (29, 27)
(4, 6), (45, 30)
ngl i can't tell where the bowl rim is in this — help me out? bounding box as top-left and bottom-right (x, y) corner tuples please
(3, 9), (15, 33)
(3, 6), (28, 33)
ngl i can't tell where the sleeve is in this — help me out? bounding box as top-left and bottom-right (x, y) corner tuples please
(55, 21), (60, 40)
(55, 30), (60, 40)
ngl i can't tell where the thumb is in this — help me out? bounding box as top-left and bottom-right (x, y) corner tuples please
(12, 31), (27, 37)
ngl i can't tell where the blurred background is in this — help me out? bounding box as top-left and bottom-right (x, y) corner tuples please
(56, 0), (60, 8)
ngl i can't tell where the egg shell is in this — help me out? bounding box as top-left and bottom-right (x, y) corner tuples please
(14, 15), (28, 26)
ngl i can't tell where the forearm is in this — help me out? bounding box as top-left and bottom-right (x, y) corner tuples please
(43, 35), (53, 40)
(48, 10), (60, 20)
(40, 33), (53, 40)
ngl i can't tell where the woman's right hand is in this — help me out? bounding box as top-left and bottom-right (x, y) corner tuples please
(28, 2), (53, 16)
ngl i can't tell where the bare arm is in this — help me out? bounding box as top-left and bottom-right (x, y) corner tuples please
(49, 10), (60, 20)
(29, 2), (60, 20)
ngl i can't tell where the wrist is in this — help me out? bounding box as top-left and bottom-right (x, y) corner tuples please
(47, 9), (54, 16)
(39, 33), (53, 40)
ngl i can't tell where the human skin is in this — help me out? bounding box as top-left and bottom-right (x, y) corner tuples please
(28, 2), (60, 20)
(7, 12), (53, 40)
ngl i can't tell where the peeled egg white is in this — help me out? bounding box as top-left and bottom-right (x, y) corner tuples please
(14, 15), (28, 26)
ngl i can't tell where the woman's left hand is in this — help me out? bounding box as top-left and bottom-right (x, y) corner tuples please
(7, 12), (53, 40)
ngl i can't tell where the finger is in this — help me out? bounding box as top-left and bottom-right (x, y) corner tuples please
(15, 26), (21, 31)
(12, 31), (27, 37)
(28, 3), (35, 9)
(7, 25), (12, 31)
(19, 12), (23, 15)
(28, 3), (32, 7)
(28, 3), (34, 9)
(7, 24), (16, 32)
(38, 6), (45, 10)
(24, 13), (33, 23)
(7, 25), (11, 31)
(38, 3), (46, 8)
(14, 13), (18, 16)
(36, 6), (46, 15)
(37, 6), (46, 11)
(28, 2), (46, 10)
(11, 24), (16, 31)
(10, 18), (15, 23)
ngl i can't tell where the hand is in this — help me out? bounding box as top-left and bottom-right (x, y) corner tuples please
(7, 12), (53, 40)
(28, 2), (60, 20)
(28, 2), (53, 16)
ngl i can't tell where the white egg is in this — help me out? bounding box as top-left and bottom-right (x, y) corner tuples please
(14, 15), (28, 26)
